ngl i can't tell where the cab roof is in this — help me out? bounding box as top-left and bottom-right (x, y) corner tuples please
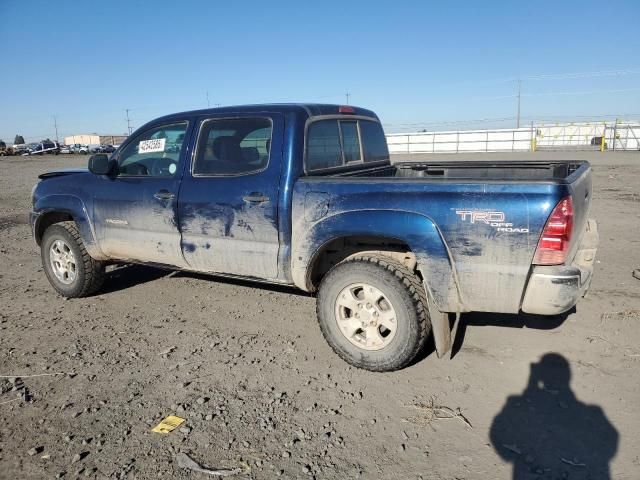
(153, 103), (379, 124)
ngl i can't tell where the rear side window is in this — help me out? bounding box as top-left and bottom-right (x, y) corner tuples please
(340, 121), (361, 162)
(306, 120), (342, 170)
(193, 118), (272, 175)
(360, 121), (389, 163)
(306, 118), (388, 172)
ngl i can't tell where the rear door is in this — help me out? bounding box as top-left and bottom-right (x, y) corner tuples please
(177, 113), (283, 279)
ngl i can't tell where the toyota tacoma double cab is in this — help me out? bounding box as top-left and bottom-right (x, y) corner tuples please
(30, 104), (598, 371)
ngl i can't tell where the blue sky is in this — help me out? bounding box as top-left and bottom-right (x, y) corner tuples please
(1, 0), (639, 142)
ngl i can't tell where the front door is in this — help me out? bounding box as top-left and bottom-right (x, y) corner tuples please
(177, 113), (283, 279)
(92, 120), (191, 267)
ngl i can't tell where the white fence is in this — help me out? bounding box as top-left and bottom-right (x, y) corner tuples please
(386, 121), (640, 153)
(613, 123), (640, 150)
(386, 127), (534, 153)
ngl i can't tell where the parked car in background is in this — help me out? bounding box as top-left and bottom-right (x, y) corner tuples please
(91, 144), (116, 154)
(70, 144), (90, 154)
(59, 145), (72, 154)
(590, 136), (607, 149)
(12, 144), (29, 155)
(0, 144), (15, 156)
(24, 141), (59, 155)
(165, 142), (181, 153)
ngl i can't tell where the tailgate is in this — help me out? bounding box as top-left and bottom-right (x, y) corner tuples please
(565, 163), (593, 263)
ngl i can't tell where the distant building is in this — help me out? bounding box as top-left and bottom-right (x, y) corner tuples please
(64, 134), (128, 146)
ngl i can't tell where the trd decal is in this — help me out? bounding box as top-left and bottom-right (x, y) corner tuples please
(455, 210), (529, 233)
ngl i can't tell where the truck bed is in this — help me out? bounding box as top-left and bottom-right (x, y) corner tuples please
(293, 160), (592, 314)
(331, 160), (588, 183)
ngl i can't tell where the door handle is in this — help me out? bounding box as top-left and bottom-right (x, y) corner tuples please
(154, 190), (175, 201)
(242, 193), (270, 203)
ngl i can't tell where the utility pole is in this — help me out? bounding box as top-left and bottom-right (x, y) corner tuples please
(53, 115), (59, 143)
(125, 109), (133, 135)
(345, 92), (351, 105)
(206, 91), (210, 108)
(516, 79), (522, 128)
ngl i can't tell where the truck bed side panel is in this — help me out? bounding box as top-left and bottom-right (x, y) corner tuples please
(292, 178), (570, 314)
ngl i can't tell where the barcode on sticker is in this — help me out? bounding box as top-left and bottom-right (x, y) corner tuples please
(139, 138), (166, 154)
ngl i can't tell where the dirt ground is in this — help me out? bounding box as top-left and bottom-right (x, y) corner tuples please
(1, 152), (639, 480)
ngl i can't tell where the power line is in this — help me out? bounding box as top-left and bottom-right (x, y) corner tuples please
(383, 116), (518, 127)
(382, 113), (640, 132)
(523, 68), (640, 81)
(483, 87), (640, 100)
(448, 67), (640, 88)
(524, 87), (640, 97)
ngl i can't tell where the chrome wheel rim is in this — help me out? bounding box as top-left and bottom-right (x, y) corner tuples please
(334, 283), (397, 351)
(49, 239), (77, 285)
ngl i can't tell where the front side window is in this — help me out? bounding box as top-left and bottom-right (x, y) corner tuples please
(306, 118), (388, 171)
(193, 118), (272, 175)
(118, 122), (187, 177)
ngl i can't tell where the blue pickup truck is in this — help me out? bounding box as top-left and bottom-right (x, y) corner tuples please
(30, 104), (598, 371)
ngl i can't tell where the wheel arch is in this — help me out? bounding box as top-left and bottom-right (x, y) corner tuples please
(34, 211), (73, 245)
(33, 194), (104, 259)
(292, 209), (463, 313)
(306, 234), (416, 288)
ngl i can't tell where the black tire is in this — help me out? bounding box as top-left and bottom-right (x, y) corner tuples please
(41, 221), (105, 298)
(317, 254), (431, 372)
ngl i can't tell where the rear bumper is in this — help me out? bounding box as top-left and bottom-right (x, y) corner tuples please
(521, 219), (598, 315)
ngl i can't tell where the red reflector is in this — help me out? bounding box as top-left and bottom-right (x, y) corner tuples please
(339, 105), (355, 114)
(533, 197), (574, 265)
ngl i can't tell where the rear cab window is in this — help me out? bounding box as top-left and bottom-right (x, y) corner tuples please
(305, 117), (389, 172)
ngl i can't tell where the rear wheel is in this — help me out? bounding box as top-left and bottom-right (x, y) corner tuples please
(317, 254), (431, 371)
(41, 222), (105, 298)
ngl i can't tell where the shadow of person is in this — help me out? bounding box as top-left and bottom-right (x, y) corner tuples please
(490, 353), (618, 479)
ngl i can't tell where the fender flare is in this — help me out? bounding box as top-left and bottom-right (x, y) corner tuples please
(293, 209), (463, 312)
(33, 194), (104, 259)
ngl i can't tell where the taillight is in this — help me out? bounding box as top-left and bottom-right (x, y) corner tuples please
(533, 196), (574, 265)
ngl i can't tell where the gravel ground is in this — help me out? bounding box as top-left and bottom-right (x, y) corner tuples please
(0, 152), (639, 479)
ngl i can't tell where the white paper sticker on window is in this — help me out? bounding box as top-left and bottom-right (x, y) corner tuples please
(168, 163), (177, 174)
(138, 138), (166, 154)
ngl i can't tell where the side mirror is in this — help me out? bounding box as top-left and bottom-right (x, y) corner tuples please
(88, 154), (116, 175)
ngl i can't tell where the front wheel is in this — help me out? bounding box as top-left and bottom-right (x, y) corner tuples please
(317, 254), (431, 372)
(41, 222), (105, 298)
